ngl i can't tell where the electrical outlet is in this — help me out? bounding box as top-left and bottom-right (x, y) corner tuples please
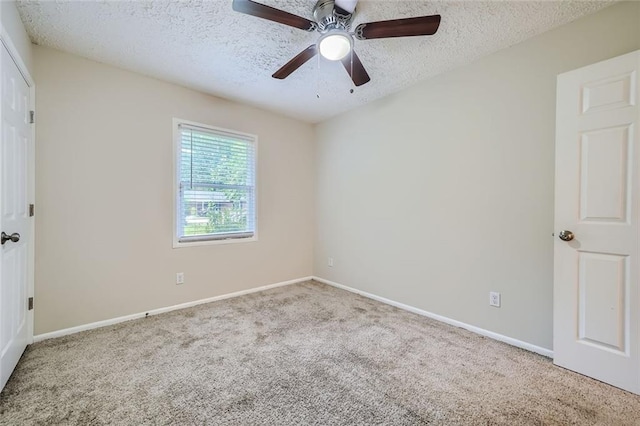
(176, 272), (184, 285)
(328, 257), (334, 267)
(489, 291), (501, 307)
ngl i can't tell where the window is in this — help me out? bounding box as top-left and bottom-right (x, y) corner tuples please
(174, 119), (256, 246)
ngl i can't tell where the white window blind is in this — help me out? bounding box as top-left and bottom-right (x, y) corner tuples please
(176, 122), (256, 243)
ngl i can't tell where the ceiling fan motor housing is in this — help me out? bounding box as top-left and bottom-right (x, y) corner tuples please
(313, 0), (353, 32)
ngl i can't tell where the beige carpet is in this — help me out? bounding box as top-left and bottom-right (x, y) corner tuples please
(1, 280), (640, 425)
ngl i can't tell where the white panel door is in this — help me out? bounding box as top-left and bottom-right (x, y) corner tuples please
(554, 50), (640, 394)
(0, 41), (31, 391)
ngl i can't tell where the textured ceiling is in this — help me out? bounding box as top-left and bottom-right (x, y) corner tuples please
(17, 0), (614, 123)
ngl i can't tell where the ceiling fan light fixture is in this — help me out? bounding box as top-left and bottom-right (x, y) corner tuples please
(318, 31), (352, 61)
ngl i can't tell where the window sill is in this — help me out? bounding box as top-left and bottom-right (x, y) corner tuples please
(172, 235), (257, 249)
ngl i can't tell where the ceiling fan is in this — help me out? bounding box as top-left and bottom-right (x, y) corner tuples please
(232, 0), (441, 87)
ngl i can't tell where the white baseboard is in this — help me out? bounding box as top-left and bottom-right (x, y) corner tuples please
(312, 276), (554, 358)
(34, 275), (554, 358)
(33, 276), (313, 343)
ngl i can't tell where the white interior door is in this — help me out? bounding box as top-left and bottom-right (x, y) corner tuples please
(554, 50), (640, 394)
(0, 40), (32, 391)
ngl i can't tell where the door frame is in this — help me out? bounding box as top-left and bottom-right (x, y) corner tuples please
(0, 25), (35, 344)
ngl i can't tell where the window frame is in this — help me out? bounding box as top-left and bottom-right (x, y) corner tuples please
(172, 118), (258, 248)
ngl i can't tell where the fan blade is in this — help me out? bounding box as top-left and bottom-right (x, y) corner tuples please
(232, 0), (317, 32)
(272, 45), (318, 79)
(354, 15), (441, 40)
(334, 0), (358, 14)
(341, 50), (370, 87)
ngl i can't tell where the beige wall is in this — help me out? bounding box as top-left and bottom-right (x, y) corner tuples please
(1, 1), (33, 75)
(314, 1), (640, 350)
(34, 46), (314, 334)
(30, 2), (640, 345)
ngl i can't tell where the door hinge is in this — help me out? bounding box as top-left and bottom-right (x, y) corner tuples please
(28, 297), (33, 310)
(29, 204), (34, 217)
(29, 110), (34, 124)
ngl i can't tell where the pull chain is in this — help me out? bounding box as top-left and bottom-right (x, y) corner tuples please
(350, 49), (355, 94)
(316, 50), (321, 98)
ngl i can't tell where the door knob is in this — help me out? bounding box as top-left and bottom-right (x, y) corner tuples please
(1, 232), (20, 245)
(558, 230), (574, 241)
